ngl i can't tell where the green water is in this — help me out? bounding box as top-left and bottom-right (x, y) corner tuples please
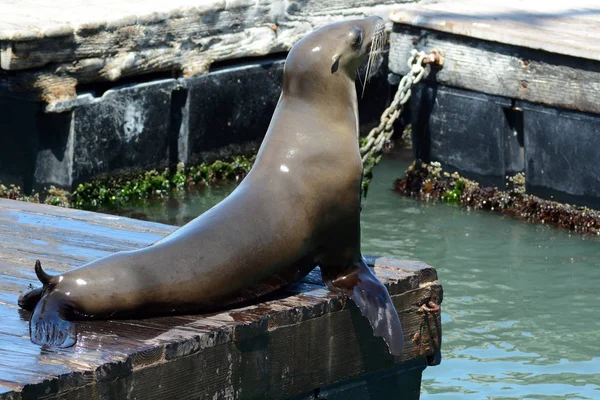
(117, 157), (600, 399)
(362, 159), (600, 400)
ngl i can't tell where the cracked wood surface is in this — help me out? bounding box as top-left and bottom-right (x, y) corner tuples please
(389, 0), (600, 115)
(0, 0), (415, 104)
(389, 0), (600, 62)
(0, 198), (442, 399)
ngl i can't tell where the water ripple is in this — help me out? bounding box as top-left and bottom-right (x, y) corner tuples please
(360, 159), (600, 399)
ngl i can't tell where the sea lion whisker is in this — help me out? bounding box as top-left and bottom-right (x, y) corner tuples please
(357, 68), (365, 91)
(362, 27), (386, 96)
(362, 37), (376, 97)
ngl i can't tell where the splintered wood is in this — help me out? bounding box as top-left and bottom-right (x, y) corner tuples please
(0, 0), (414, 104)
(0, 199), (442, 399)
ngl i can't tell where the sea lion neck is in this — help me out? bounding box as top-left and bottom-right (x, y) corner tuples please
(281, 66), (356, 106)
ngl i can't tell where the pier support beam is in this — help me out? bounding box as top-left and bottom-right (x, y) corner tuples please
(2, 55), (391, 192)
(389, 4), (600, 208)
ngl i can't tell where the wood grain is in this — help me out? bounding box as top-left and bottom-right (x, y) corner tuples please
(0, 199), (442, 399)
(389, 0), (600, 62)
(1, 0), (414, 103)
(389, 23), (600, 115)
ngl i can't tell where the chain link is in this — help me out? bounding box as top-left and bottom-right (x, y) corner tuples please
(360, 49), (434, 165)
(360, 48), (443, 195)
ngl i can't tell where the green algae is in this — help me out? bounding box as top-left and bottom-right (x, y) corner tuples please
(70, 155), (255, 210)
(360, 136), (380, 197)
(395, 160), (600, 235)
(0, 156), (255, 211)
(2, 129), (395, 210)
(441, 179), (466, 204)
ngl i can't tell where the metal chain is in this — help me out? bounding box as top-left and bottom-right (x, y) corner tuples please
(360, 49), (443, 166)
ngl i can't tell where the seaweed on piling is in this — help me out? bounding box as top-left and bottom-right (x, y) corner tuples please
(0, 155), (255, 211)
(394, 161), (600, 235)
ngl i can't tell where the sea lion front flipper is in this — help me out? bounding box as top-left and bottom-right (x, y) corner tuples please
(324, 258), (404, 357)
(30, 292), (77, 348)
(350, 259), (404, 356)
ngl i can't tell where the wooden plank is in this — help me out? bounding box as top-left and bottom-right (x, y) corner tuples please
(389, 23), (600, 115)
(1, 0), (412, 103)
(0, 0), (409, 43)
(0, 199), (442, 399)
(29, 284), (440, 400)
(389, 0), (600, 62)
(0, 199), (174, 234)
(0, 200), (172, 279)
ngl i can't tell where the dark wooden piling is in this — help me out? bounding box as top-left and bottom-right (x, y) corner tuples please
(0, 0), (411, 193)
(0, 199), (442, 399)
(388, 0), (600, 208)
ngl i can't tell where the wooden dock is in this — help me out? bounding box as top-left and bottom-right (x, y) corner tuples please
(0, 0), (410, 104)
(388, 0), (600, 208)
(0, 199), (442, 400)
(0, 0), (408, 194)
(390, 0), (600, 115)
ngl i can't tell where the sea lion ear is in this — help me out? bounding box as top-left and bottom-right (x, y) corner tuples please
(331, 54), (341, 74)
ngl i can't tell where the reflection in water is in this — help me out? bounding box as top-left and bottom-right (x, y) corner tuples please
(115, 156), (600, 399)
(104, 185), (236, 227)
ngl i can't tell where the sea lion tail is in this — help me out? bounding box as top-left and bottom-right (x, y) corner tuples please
(34, 259), (57, 286)
(29, 292), (77, 348)
(18, 260), (57, 311)
(336, 258), (404, 357)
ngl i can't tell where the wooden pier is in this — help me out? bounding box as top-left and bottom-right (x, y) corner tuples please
(388, 0), (600, 208)
(0, 0), (410, 194)
(0, 199), (442, 400)
(0, 0), (413, 105)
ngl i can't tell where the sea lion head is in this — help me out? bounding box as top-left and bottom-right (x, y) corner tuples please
(283, 16), (386, 92)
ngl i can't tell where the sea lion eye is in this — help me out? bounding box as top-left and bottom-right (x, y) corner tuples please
(350, 27), (363, 49)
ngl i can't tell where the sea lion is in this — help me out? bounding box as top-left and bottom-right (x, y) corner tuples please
(18, 16), (404, 356)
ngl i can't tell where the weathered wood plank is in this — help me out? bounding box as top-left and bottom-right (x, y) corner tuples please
(0, 199), (442, 399)
(389, 23), (600, 115)
(389, 0), (600, 62)
(0, 199), (174, 234)
(28, 284), (440, 400)
(0, 0), (410, 44)
(1, 0), (413, 103)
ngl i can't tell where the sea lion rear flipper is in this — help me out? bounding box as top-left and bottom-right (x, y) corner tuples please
(30, 293), (77, 348)
(18, 286), (45, 311)
(326, 258), (404, 357)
